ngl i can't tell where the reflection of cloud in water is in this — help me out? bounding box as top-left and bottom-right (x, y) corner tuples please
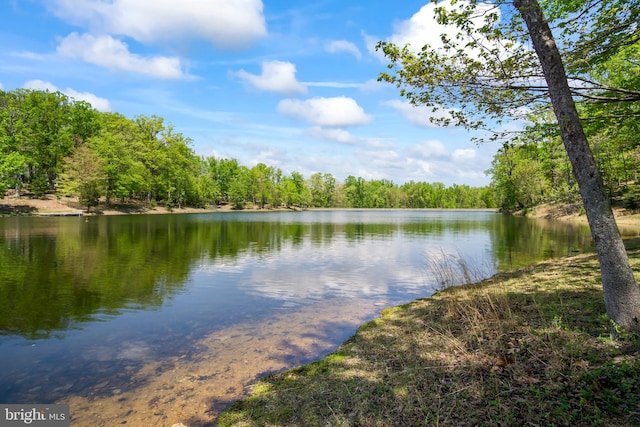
(118, 341), (153, 361)
(240, 236), (437, 302)
(197, 257), (251, 273)
(192, 227), (493, 304)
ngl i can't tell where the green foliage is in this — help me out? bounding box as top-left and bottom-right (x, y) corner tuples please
(543, 0), (640, 76)
(58, 143), (106, 212)
(249, 162), (276, 208)
(29, 173), (50, 197)
(309, 172), (337, 207)
(0, 88), (496, 209)
(0, 152), (26, 196)
(207, 157), (240, 204)
(228, 166), (250, 209)
(377, 0), (640, 126)
(89, 113), (145, 203)
(377, 1), (540, 138)
(0, 89), (77, 194)
(281, 171), (310, 207)
(488, 89), (639, 212)
(623, 185), (640, 210)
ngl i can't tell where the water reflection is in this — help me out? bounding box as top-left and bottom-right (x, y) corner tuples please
(0, 211), (595, 339)
(0, 210), (597, 420)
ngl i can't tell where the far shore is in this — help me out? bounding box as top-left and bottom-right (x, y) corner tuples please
(3, 194), (640, 229)
(0, 194), (497, 217)
(0, 194), (288, 216)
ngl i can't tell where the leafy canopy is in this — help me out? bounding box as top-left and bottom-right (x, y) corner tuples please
(377, 0), (640, 140)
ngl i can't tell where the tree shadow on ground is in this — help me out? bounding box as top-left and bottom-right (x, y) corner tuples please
(215, 252), (640, 426)
(0, 204), (37, 215)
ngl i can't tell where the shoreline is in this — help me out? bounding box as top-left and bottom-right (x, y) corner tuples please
(3, 195), (640, 227)
(0, 194), (284, 216)
(216, 249), (640, 426)
(0, 195), (499, 218)
(522, 202), (640, 228)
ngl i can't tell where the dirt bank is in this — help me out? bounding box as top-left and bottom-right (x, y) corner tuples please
(523, 203), (640, 229)
(0, 194), (246, 216)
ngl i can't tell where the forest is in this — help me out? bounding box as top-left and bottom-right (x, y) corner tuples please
(2, 24), (639, 215)
(0, 88), (495, 211)
(489, 88), (640, 213)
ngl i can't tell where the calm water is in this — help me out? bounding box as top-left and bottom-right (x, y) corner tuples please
(0, 210), (595, 418)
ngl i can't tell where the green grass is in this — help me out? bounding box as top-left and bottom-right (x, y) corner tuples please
(216, 251), (640, 426)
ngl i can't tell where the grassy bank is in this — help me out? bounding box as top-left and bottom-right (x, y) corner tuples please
(216, 251), (640, 426)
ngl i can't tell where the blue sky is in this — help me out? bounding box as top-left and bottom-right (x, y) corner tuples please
(0, 0), (503, 186)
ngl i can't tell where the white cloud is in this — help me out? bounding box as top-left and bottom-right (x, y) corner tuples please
(362, 30), (384, 60)
(325, 40), (362, 60)
(23, 80), (112, 111)
(277, 96), (372, 127)
(307, 126), (357, 144)
(384, 100), (459, 128)
(408, 140), (450, 159)
(303, 81), (362, 89)
(367, 0), (489, 60)
(404, 137), (495, 185)
(234, 61), (307, 95)
(364, 139), (396, 150)
(452, 148), (477, 162)
(359, 149), (402, 169)
(405, 159), (460, 183)
(389, 2), (444, 51)
(57, 33), (185, 79)
(65, 88), (112, 112)
(360, 79), (385, 92)
(24, 79), (57, 92)
(50, 0), (267, 48)
(391, 1), (492, 51)
(404, 146), (483, 184)
(0, 82), (3, 90)
(10, 51), (47, 61)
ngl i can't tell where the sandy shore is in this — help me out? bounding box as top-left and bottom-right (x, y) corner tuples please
(0, 194), (247, 216)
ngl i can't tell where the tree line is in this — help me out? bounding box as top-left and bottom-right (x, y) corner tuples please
(0, 88), (495, 211)
(488, 81), (640, 213)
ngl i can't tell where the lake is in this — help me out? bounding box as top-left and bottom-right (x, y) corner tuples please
(0, 209), (597, 425)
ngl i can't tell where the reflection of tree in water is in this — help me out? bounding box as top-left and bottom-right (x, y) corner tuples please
(0, 215), (341, 338)
(489, 215), (594, 271)
(0, 217), (196, 338)
(0, 212), (594, 339)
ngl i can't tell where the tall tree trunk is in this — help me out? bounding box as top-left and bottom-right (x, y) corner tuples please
(514, 0), (640, 331)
